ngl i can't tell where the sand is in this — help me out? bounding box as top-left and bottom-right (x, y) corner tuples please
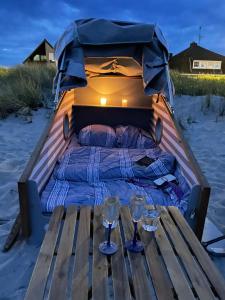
(0, 97), (224, 298)
(0, 109), (49, 299)
(174, 95), (225, 233)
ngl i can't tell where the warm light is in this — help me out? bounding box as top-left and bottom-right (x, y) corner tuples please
(122, 98), (128, 107)
(100, 97), (107, 106)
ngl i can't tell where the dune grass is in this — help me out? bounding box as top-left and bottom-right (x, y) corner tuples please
(171, 71), (225, 97)
(1, 65), (225, 118)
(0, 64), (55, 118)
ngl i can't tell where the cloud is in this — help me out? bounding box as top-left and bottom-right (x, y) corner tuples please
(0, 0), (225, 66)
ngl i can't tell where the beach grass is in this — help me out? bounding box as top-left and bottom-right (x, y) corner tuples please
(1, 65), (225, 118)
(0, 64), (55, 118)
(171, 71), (225, 97)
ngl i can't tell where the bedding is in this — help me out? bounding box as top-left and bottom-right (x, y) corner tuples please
(78, 124), (116, 147)
(55, 146), (175, 182)
(116, 125), (156, 148)
(41, 134), (190, 214)
(41, 170), (189, 213)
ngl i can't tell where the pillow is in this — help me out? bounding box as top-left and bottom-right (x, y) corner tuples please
(137, 129), (156, 149)
(116, 125), (156, 149)
(116, 125), (140, 148)
(78, 124), (116, 147)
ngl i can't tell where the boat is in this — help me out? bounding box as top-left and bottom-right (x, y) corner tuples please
(5, 19), (212, 247)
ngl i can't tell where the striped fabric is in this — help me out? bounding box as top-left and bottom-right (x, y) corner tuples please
(30, 90), (198, 193)
(79, 124), (116, 147)
(150, 95), (199, 187)
(29, 90), (75, 192)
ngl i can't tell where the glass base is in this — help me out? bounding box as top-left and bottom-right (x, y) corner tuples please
(99, 241), (118, 255)
(125, 240), (144, 253)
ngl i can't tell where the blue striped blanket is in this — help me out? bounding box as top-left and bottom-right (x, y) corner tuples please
(54, 146), (176, 182)
(42, 169), (189, 213)
(41, 144), (190, 213)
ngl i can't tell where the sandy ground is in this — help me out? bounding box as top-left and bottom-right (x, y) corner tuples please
(0, 109), (49, 299)
(0, 97), (224, 298)
(174, 95), (225, 233)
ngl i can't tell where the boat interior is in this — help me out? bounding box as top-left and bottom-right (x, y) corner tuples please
(17, 75), (209, 243)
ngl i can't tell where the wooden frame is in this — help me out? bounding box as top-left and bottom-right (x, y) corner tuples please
(16, 91), (210, 241)
(161, 95), (210, 239)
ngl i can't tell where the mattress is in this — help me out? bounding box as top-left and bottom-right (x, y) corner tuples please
(40, 135), (190, 214)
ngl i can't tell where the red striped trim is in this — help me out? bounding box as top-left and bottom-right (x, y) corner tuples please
(29, 91), (74, 189)
(37, 141), (69, 192)
(41, 110), (72, 154)
(160, 143), (195, 187)
(152, 103), (199, 187)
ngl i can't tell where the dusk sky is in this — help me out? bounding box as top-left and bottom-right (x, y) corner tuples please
(1, 0), (225, 66)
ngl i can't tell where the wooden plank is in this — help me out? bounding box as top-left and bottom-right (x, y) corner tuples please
(18, 181), (30, 237)
(3, 213), (21, 251)
(49, 206), (77, 300)
(194, 186), (211, 240)
(25, 206), (64, 300)
(120, 206), (152, 300)
(154, 221), (195, 299)
(111, 220), (132, 300)
(140, 228), (174, 300)
(92, 206), (108, 300)
(169, 206), (225, 299)
(72, 207), (91, 300)
(160, 207), (216, 300)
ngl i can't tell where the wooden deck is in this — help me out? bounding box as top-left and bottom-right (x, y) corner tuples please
(25, 206), (225, 300)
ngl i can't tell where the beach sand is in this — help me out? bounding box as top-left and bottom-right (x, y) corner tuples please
(0, 109), (49, 299)
(0, 97), (224, 298)
(174, 95), (225, 233)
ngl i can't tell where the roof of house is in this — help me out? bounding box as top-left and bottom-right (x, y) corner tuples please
(23, 39), (54, 63)
(171, 42), (225, 61)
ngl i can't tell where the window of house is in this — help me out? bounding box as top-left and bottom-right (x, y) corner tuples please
(49, 52), (55, 62)
(40, 55), (47, 61)
(193, 61), (199, 68)
(193, 60), (222, 70)
(33, 55), (40, 61)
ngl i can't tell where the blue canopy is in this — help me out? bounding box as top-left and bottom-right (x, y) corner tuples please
(54, 18), (173, 101)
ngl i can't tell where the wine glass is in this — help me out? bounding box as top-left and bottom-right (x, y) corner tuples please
(99, 196), (120, 255)
(125, 195), (146, 252)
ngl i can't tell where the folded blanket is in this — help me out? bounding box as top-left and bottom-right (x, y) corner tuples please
(41, 176), (189, 213)
(54, 146), (175, 183)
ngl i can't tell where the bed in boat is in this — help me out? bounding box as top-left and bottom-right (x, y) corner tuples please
(13, 19), (210, 244)
(40, 126), (189, 213)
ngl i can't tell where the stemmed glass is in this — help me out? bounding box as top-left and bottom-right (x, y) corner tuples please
(99, 196), (120, 255)
(126, 195), (146, 253)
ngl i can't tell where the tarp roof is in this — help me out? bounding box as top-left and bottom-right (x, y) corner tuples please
(54, 18), (173, 100)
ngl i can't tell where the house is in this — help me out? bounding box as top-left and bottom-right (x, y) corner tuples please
(23, 39), (55, 64)
(169, 42), (225, 74)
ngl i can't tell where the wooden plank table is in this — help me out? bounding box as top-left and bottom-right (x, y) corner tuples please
(25, 205), (225, 300)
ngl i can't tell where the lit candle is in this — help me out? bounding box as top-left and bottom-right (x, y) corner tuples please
(122, 98), (128, 107)
(100, 97), (107, 106)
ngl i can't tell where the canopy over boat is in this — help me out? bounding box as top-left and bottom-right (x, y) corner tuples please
(54, 18), (173, 102)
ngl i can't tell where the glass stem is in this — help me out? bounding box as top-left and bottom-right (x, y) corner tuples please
(133, 221), (137, 246)
(107, 223), (112, 246)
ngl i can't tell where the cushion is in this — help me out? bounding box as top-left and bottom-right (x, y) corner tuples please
(78, 124), (116, 147)
(116, 125), (140, 148)
(116, 125), (156, 149)
(137, 129), (156, 149)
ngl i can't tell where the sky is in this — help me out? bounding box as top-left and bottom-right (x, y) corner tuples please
(1, 0), (225, 66)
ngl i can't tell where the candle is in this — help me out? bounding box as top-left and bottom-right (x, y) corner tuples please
(100, 97), (107, 106)
(122, 98), (128, 107)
